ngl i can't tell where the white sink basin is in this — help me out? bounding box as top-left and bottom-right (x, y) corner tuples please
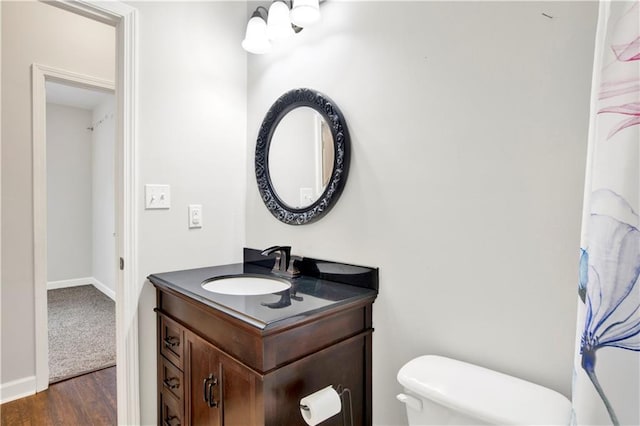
(201, 275), (291, 296)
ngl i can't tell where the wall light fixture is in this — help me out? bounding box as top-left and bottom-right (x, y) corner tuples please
(242, 0), (321, 55)
(241, 7), (273, 54)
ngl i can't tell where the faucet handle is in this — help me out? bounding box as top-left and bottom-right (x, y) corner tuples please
(261, 245), (292, 274)
(287, 255), (302, 277)
(261, 245), (291, 256)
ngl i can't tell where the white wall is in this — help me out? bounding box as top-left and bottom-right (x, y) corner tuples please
(0, 1), (600, 424)
(45, 96), (115, 297)
(246, 2), (597, 424)
(92, 96), (116, 294)
(46, 104), (93, 282)
(1, 0), (115, 391)
(0, 6), (3, 368)
(129, 2), (248, 424)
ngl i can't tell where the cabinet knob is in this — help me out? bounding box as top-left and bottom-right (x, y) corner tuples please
(164, 336), (179, 348)
(163, 377), (180, 390)
(203, 374), (219, 408)
(163, 415), (180, 426)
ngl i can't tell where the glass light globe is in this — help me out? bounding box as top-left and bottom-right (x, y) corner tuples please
(290, 0), (320, 27)
(267, 1), (295, 41)
(242, 14), (271, 54)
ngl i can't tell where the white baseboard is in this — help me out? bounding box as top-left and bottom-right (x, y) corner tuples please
(47, 277), (93, 290)
(92, 277), (116, 301)
(47, 277), (115, 301)
(0, 376), (36, 404)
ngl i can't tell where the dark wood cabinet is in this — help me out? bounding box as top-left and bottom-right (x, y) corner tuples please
(183, 330), (260, 426)
(185, 332), (221, 426)
(155, 285), (374, 426)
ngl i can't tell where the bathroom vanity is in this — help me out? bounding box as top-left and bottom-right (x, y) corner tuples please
(149, 249), (378, 426)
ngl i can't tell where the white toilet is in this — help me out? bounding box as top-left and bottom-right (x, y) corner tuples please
(397, 355), (572, 425)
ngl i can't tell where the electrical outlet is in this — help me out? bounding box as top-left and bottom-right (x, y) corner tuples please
(188, 204), (202, 229)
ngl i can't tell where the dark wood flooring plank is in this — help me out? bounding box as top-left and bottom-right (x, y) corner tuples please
(93, 367), (117, 413)
(73, 372), (115, 426)
(0, 397), (29, 426)
(50, 379), (89, 425)
(31, 392), (55, 426)
(0, 367), (116, 426)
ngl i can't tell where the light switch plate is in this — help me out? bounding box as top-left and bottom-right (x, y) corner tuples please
(145, 184), (170, 209)
(188, 204), (202, 228)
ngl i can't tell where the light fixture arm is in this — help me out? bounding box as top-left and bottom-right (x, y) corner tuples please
(252, 6), (269, 20)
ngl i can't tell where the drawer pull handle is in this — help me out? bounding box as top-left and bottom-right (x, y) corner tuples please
(163, 415), (180, 426)
(163, 377), (180, 390)
(203, 374), (219, 408)
(164, 336), (179, 348)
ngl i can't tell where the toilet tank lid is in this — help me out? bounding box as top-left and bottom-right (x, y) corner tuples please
(397, 355), (571, 425)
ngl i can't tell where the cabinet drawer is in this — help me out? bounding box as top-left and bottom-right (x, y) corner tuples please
(160, 356), (184, 402)
(160, 389), (183, 426)
(160, 315), (184, 369)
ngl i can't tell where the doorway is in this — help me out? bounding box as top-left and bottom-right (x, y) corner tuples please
(30, 1), (139, 424)
(45, 81), (116, 383)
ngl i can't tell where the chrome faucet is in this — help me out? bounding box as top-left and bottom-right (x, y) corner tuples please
(260, 245), (300, 278)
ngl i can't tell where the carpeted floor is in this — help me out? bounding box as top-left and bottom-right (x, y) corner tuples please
(48, 285), (116, 383)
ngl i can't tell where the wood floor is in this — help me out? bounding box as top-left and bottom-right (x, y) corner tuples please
(0, 367), (116, 426)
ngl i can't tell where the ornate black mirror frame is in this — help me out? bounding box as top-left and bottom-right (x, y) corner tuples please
(255, 88), (350, 225)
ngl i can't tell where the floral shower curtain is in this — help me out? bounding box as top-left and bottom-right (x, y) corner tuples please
(571, 1), (639, 425)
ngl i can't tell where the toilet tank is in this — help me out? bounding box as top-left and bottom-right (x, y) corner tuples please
(397, 355), (571, 425)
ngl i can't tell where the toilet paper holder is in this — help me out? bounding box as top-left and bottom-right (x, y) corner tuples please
(299, 384), (353, 426)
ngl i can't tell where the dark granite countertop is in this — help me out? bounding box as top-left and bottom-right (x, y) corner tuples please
(148, 253), (378, 330)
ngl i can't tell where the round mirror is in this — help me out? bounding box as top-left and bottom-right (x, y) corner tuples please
(255, 88), (350, 225)
(268, 106), (335, 209)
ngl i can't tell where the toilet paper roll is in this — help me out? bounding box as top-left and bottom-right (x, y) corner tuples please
(299, 385), (342, 426)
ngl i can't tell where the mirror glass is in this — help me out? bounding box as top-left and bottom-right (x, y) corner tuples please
(268, 107), (335, 209)
(255, 88), (350, 225)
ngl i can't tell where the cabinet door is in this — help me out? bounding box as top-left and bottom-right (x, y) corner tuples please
(219, 352), (261, 426)
(185, 332), (222, 426)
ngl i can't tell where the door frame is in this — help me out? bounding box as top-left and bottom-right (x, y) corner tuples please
(32, 65), (115, 389)
(31, 1), (139, 424)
